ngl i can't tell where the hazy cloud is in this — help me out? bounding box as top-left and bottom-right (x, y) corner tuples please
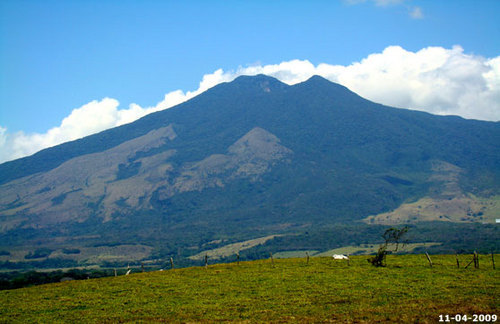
(409, 6), (424, 19)
(1, 45), (499, 164)
(345, 0), (423, 19)
(373, 0), (405, 6)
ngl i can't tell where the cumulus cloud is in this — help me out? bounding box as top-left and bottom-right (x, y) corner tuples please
(1, 45), (499, 163)
(0, 69), (235, 163)
(237, 46), (500, 121)
(229, 46), (500, 121)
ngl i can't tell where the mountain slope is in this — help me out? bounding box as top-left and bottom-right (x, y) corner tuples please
(0, 75), (498, 266)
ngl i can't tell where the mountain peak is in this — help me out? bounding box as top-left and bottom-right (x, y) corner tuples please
(228, 74), (289, 93)
(0, 68), (498, 269)
(233, 74), (279, 82)
(301, 75), (348, 91)
(291, 75), (365, 104)
(305, 75), (331, 83)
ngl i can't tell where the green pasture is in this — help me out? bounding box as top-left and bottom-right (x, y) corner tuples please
(0, 254), (498, 323)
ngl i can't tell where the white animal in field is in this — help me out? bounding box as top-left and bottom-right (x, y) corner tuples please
(332, 254), (349, 260)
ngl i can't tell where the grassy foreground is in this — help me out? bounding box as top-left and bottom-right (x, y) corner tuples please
(0, 255), (498, 323)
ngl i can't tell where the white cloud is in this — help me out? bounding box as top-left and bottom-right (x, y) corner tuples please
(0, 70), (237, 164)
(0, 127), (6, 147)
(232, 46), (500, 121)
(1, 45), (499, 164)
(409, 6), (423, 19)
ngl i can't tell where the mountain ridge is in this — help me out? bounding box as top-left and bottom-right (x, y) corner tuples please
(3, 74), (497, 185)
(0, 74), (498, 268)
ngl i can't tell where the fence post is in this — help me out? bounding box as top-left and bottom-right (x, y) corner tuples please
(170, 257), (174, 270)
(465, 253), (475, 269)
(270, 252), (274, 267)
(306, 251), (310, 264)
(492, 252), (495, 270)
(205, 254), (208, 269)
(474, 251), (479, 269)
(236, 252), (240, 265)
(455, 254), (460, 268)
(425, 252), (433, 268)
(347, 254), (350, 266)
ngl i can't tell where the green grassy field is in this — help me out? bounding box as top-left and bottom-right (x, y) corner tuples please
(0, 255), (498, 323)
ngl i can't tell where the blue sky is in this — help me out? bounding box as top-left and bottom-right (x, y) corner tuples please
(1, 0), (499, 162)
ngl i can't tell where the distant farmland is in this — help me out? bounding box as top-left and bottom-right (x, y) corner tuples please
(0, 255), (498, 323)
